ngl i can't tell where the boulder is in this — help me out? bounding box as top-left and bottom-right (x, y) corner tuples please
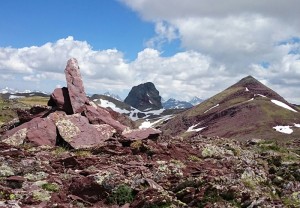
(25, 117), (57, 146)
(1, 117), (57, 147)
(65, 58), (89, 114)
(122, 128), (161, 141)
(48, 87), (73, 114)
(54, 113), (115, 149)
(83, 105), (127, 133)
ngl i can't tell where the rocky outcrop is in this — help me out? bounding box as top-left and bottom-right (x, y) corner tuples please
(124, 82), (162, 111)
(65, 58), (90, 114)
(1, 58), (161, 149)
(48, 87), (72, 114)
(1, 117), (57, 146)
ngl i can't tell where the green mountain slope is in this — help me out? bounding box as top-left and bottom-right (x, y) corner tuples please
(162, 76), (300, 140)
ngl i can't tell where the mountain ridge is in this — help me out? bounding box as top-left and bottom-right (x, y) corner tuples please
(161, 75), (300, 140)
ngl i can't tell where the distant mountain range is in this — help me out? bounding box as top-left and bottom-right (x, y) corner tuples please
(161, 76), (300, 140)
(189, 96), (203, 106)
(163, 98), (193, 109)
(0, 87), (49, 99)
(103, 91), (123, 101)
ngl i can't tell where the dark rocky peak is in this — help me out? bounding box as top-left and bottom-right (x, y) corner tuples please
(124, 82), (162, 111)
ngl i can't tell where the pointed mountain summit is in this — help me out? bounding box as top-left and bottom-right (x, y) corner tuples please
(230, 75), (285, 101)
(162, 75), (300, 140)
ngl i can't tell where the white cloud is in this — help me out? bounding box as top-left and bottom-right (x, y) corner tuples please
(0, 36), (133, 93)
(0, 35), (299, 103)
(146, 21), (179, 48)
(120, 0), (300, 103)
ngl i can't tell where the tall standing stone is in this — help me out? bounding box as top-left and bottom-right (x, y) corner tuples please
(65, 58), (89, 114)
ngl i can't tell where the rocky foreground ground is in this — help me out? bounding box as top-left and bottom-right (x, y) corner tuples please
(0, 135), (299, 207)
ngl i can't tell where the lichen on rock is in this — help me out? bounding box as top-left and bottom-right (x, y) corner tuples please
(2, 128), (27, 146)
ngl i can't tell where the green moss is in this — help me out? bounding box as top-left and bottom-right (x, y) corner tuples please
(108, 184), (134, 205)
(0, 191), (17, 200)
(52, 146), (68, 155)
(73, 150), (92, 157)
(41, 183), (59, 192)
(283, 192), (300, 207)
(188, 155), (202, 162)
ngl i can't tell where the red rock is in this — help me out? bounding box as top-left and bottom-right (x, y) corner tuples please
(1, 117), (57, 147)
(6, 176), (26, 182)
(83, 105), (127, 133)
(122, 128), (161, 141)
(17, 106), (50, 124)
(25, 117), (57, 146)
(65, 58), (89, 114)
(69, 176), (107, 203)
(48, 87), (73, 114)
(54, 113), (115, 149)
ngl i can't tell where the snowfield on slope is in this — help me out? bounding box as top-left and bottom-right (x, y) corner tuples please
(204, 104), (219, 113)
(139, 115), (173, 129)
(187, 123), (206, 132)
(271, 100), (297, 112)
(96, 99), (130, 114)
(273, 125), (293, 134)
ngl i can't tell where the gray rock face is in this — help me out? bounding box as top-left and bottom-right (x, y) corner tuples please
(124, 82), (162, 111)
(65, 58), (89, 114)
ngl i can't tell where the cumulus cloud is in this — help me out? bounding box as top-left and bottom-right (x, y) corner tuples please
(0, 36), (134, 93)
(120, 0), (300, 103)
(0, 35), (299, 103)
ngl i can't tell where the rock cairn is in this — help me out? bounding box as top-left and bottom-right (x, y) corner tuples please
(1, 58), (160, 149)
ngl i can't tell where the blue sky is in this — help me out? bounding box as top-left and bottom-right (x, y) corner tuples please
(0, 0), (156, 60)
(0, 0), (300, 103)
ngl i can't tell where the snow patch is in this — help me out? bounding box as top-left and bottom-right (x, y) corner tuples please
(204, 104), (219, 113)
(98, 99), (130, 114)
(139, 115), (173, 129)
(294, 123), (300, 128)
(144, 108), (165, 115)
(273, 125), (293, 134)
(187, 123), (206, 132)
(271, 100), (297, 112)
(139, 121), (152, 129)
(257, 94), (267, 98)
(247, 98), (254, 102)
(245, 87), (249, 92)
